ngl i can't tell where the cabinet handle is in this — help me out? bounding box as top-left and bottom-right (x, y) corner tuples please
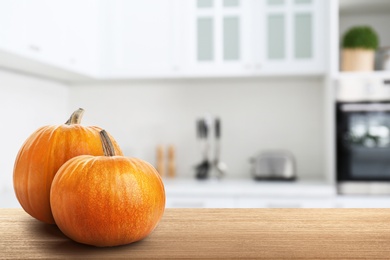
(172, 66), (179, 71)
(170, 201), (205, 208)
(29, 45), (41, 52)
(267, 203), (301, 208)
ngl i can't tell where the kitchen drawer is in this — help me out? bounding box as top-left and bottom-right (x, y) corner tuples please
(166, 196), (237, 208)
(238, 197), (333, 208)
(335, 196), (390, 208)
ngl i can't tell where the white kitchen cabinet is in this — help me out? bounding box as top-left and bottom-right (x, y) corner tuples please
(166, 196), (238, 208)
(100, 0), (328, 78)
(0, 0), (99, 78)
(100, 0), (181, 78)
(0, 0), (329, 80)
(255, 0), (326, 75)
(335, 196), (390, 208)
(0, 0), (64, 65)
(166, 196), (334, 208)
(238, 197), (334, 208)
(61, 0), (100, 76)
(163, 179), (336, 208)
(0, 1), (26, 53)
(180, 0), (327, 77)
(181, 0), (254, 77)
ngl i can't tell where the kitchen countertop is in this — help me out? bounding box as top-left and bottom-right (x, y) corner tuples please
(2, 208), (390, 259)
(0, 179), (336, 208)
(0, 180), (335, 208)
(163, 178), (336, 197)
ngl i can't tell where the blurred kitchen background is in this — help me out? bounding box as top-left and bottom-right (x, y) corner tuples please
(2, 0), (390, 208)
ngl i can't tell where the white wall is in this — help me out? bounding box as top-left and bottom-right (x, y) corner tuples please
(0, 70), (69, 207)
(69, 77), (325, 181)
(0, 72), (326, 207)
(340, 13), (390, 48)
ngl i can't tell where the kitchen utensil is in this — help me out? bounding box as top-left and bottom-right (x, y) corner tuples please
(213, 117), (227, 178)
(249, 150), (296, 181)
(195, 119), (210, 179)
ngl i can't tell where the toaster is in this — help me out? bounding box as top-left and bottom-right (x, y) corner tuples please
(249, 150), (296, 181)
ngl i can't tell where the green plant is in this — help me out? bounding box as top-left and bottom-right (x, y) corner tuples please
(342, 26), (379, 50)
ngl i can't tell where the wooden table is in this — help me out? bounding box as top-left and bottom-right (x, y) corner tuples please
(1, 208), (390, 259)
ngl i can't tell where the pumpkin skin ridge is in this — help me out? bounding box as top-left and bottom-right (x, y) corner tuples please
(14, 126), (56, 223)
(13, 122), (123, 224)
(51, 156), (94, 231)
(50, 156), (165, 247)
(130, 158), (166, 235)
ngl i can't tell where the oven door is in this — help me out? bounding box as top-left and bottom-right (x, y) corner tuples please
(337, 102), (390, 194)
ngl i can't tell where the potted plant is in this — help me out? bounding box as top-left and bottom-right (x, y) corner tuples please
(341, 26), (379, 71)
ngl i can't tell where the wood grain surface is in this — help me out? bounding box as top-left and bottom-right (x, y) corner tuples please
(2, 208), (390, 259)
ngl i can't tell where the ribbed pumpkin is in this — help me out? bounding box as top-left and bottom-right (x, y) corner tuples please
(50, 130), (165, 247)
(13, 108), (123, 224)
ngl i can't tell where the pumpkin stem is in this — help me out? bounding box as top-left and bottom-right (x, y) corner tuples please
(100, 130), (116, 157)
(65, 108), (85, 125)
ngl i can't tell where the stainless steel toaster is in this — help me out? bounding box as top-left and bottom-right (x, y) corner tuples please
(249, 150), (296, 180)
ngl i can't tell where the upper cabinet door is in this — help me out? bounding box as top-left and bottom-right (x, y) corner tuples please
(0, 0), (99, 77)
(182, 0), (254, 76)
(100, 0), (180, 78)
(0, 1), (31, 54)
(62, 0), (100, 77)
(0, 0), (64, 62)
(257, 0), (326, 75)
(0, 0), (328, 80)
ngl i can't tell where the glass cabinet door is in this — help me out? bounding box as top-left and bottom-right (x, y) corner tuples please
(192, 0), (252, 73)
(189, 0), (325, 75)
(223, 16), (240, 60)
(197, 17), (214, 61)
(265, 0), (314, 61)
(294, 12), (312, 59)
(267, 14), (285, 60)
(260, 0), (324, 74)
(196, 0), (242, 62)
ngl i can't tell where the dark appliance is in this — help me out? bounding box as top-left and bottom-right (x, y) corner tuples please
(337, 101), (390, 194)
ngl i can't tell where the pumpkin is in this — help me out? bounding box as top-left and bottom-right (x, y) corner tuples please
(13, 108), (123, 224)
(50, 130), (165, 247)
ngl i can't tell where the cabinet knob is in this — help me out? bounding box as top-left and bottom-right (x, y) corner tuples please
(29, 45), (41, 52)
(256, 64), (262, 69)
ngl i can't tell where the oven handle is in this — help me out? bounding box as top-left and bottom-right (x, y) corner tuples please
(341, 103), (390, 112)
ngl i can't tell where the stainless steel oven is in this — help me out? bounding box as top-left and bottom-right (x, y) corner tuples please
(337, 101), (390, 194)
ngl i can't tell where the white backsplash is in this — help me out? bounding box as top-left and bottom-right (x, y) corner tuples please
(0, 69), (69, 194)
(0, 69), (326, 206)
(69, 77), (325, 181)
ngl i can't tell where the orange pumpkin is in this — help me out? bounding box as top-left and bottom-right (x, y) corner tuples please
(13, 108), (123, 224)
(50, 130), (165, 247)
